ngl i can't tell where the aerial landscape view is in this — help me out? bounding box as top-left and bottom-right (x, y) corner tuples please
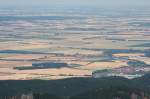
(0, 0), (150, 99)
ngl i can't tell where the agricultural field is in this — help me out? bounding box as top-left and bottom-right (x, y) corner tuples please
(0, 8), (150, 80)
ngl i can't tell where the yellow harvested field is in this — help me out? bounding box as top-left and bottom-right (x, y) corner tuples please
(0, 61), (32, 68)
(80, 61), (127, 70)
(2, 54), (45, 60)
(113, 53), (144, 57)
(0, 67), (91, 80)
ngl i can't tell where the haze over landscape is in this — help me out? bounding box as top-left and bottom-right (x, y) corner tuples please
(0, 0), (150, 99)
(1, 0), (150, 6)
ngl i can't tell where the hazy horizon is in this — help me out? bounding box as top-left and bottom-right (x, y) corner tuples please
(0, 0), (150, 9)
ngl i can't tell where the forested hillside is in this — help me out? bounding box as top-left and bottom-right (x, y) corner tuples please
(0, 74), (150, 99)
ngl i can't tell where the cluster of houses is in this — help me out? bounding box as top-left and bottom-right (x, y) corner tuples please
(92, 66), (146, 79)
